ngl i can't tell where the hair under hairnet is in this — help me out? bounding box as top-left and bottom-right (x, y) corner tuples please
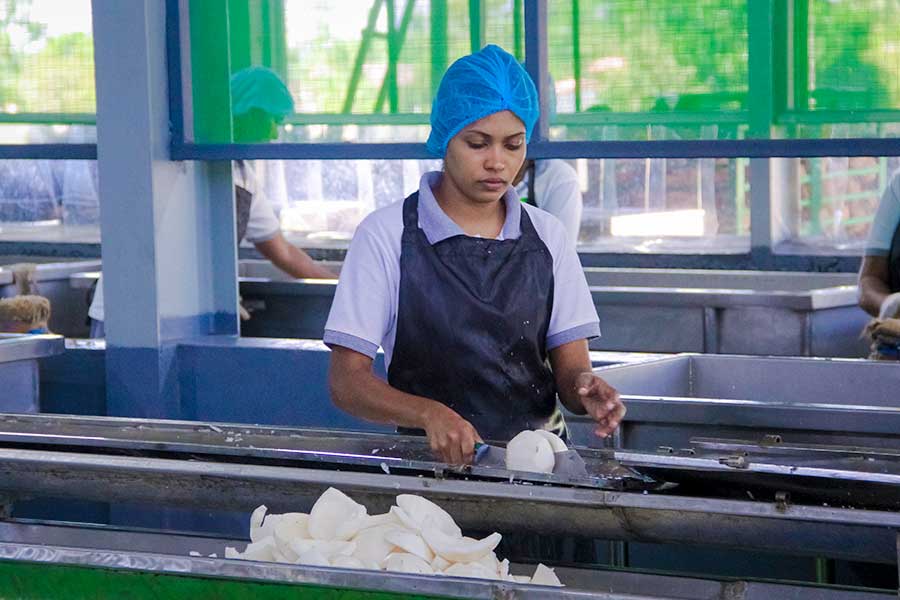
(230, 66), (295, 120)
(426, 45), (538, 157)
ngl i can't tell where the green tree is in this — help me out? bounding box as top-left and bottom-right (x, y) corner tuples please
(20, 32), (95, 113)
(0, 0), (47, 108)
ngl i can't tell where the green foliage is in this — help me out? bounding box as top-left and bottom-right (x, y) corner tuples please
(20, 32), (95, 113)
(0, 0), (47, 107)
(0, 0), (94, 115)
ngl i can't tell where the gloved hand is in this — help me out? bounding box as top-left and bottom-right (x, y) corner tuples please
(878, 292), (900, 319)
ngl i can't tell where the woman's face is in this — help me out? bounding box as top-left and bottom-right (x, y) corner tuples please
(443, 110), (527, 205)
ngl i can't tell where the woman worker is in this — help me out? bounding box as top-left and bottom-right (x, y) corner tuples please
(325, 45), (625, 464)
(859, 170), (900, 320)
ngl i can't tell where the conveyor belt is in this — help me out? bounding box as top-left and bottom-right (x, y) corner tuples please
(612, 436), (900, 511)
(0, 414), (897, 566)
(0, 413), (656, 491)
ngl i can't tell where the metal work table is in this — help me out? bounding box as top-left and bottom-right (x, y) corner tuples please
(70, 262), (870, 357)
(0, 333), (65, 414)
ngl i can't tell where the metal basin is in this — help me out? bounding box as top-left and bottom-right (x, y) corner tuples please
(583, 268), (868, 357)
(573, 354), (900, 450)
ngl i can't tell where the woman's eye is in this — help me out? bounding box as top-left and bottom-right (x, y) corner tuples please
(506, 143), (523, 151)
(467, 142), (487, 149)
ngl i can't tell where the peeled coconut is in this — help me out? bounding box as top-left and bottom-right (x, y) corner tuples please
(420, 519), (501, 563)
(505, 430), (555, 473)
(383, 552), (434, 575)
(265, 512), (310, 551)
(533, 429), (568, 453)
(531, 563), (563, 587)
(241, 536), (277, 562)
(331, 555), (366, 570)
(248, 505), (268, 541)
(384, 529), (434, 562)
(351, 523), (402, 566)
(395, 495), (462, 537)
(308, 487), (367, 540)
(443, 561), (500, 580)
(290, 539), (355, 561)
(296, 547), (331, 567)
(498, 558), (510, 579)
(474, 551), (500, 574)
(431, 555), (451, 571)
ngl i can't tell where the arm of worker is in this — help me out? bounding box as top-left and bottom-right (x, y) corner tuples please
(254, 233), (336, 279)
(550, 339), (625, 439)
(858, 256), (897, 318)
(328, 346), (481, 465)
(859, 173), (900, 318)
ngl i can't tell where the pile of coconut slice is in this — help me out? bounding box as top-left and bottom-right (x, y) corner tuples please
(219, 487), (563, 586)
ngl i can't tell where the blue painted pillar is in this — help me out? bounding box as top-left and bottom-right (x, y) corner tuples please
(91, 1), (239, 418)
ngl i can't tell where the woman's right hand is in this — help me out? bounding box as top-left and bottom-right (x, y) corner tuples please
(422, 403), (482, 465)
(879, 292), (900, 319)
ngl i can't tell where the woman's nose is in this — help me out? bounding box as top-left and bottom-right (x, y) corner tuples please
(484, 145), (505, 171)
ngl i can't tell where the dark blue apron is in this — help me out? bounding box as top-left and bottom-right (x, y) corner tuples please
(388, 192), (565, 442)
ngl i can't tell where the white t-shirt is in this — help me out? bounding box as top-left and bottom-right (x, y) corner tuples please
(866, 171), (900, 256)
(89, 161), (281, 322)
(513, 159), (583, 249)
(323, 171), (600, 369)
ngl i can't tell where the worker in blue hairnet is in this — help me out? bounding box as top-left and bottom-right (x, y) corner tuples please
(324, 45), (624, 464)
(88, 66), (334, 337)
(511, 66), (583, 248)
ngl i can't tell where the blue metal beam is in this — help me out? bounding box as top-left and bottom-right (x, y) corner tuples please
(0, 144), (96, 159)
(169, 137), (900, 160)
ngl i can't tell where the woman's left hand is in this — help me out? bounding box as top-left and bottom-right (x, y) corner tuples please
(575, 372), (626, 438)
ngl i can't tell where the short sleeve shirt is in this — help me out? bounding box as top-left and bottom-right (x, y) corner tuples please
(234, 160), (281, 244)
(324, 171), (600, 369)
(513, 159), (583, 249)
(866, 172), (900, 256)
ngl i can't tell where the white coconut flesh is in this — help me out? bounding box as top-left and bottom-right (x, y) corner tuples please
(248, 504), (268, 541)
(531, 563), (563, 587)
(442, 561), (500, 580)
(383, 552), (434, 574)
(351, 523), (404, 565)
(218, 487), (564, 586)
(395, 494), (462, 537)
(533, 429), (568, 453)
(331, 555), (366, 570)
(420, 519), (501, 563)
(384, 529), (434, 562)
(308, 487), (368, 541)
(505, 430), (555, 473)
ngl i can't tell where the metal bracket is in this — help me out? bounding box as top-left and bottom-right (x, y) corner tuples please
(775, 491), (791, 513)
(719, 454), (749, 469)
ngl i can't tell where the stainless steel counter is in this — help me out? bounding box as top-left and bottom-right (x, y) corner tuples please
(0, 333), (65, 413)
(71, 262), (870, 357)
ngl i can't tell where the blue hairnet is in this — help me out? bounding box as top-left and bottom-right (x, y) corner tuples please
(230, 66), (295, 120)
(426, 45), (538, 157)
